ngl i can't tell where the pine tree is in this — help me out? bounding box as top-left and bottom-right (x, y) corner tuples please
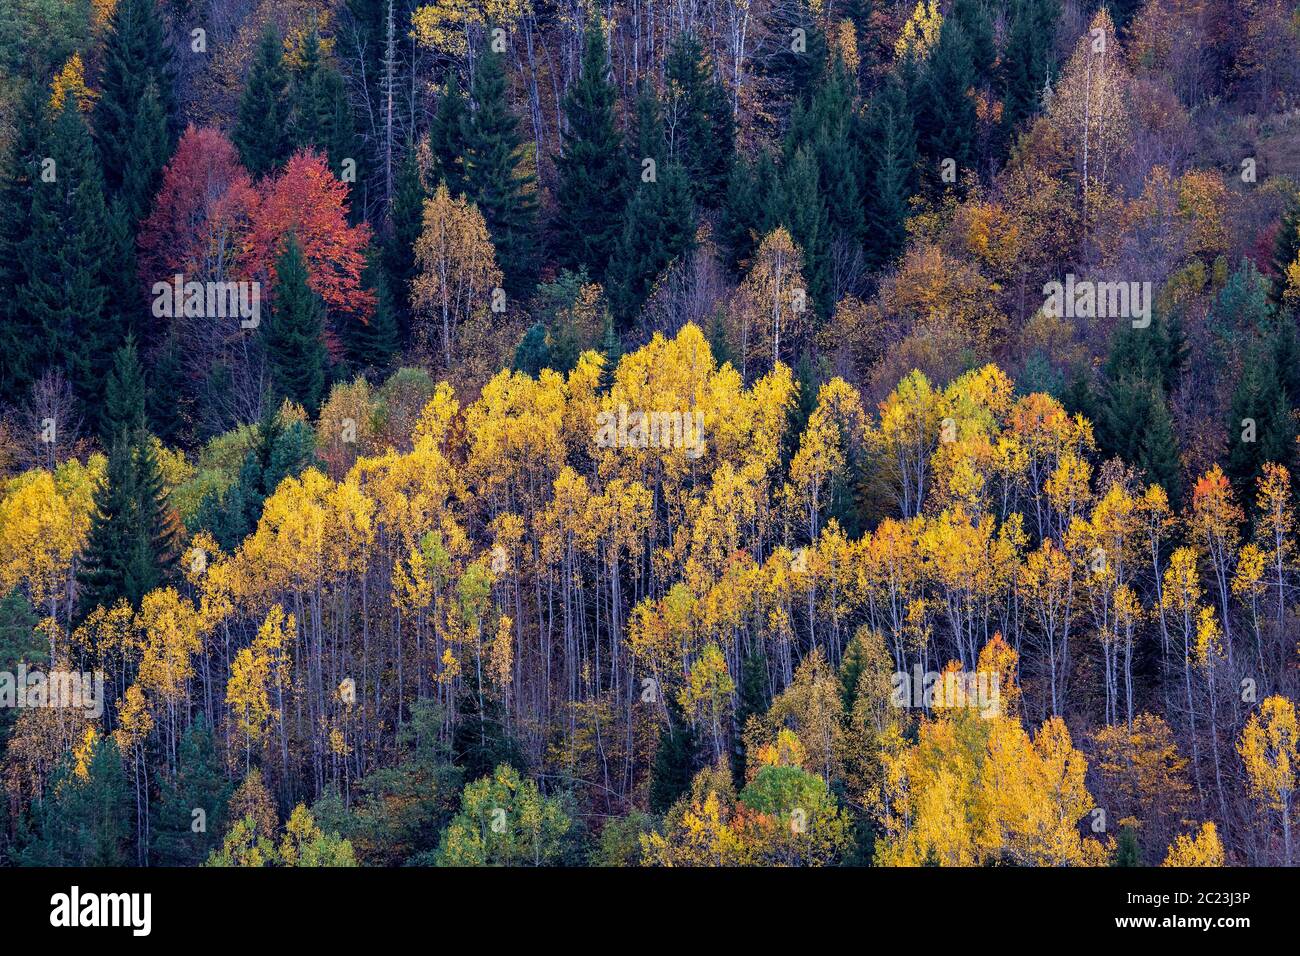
(146, 328), (192, 446)
(664, 31), (734, 207)
(914, 16), (978, 184)
(264, 234), (328, 414)
(650, 696), (699, 814)
(780, 146), (831, 314)
(1000, 0), (1057, 144)
(235, 25), (293, 178)
(860, 72), (916, 271)
(94, 0), (176, 208)
(607, 162), (696, 327)
(1269, 194), (1300, 307)
(513, 322), (551, 377)
(152, 715), (231, 866)
(429, 72), (469, 195)
(347, 247), (401, 373)
(384, 143), (428, 346)
(102, 335), (148, 442)
(463, 40), (538, 295)
(16, 735), (133, 866)
(290, 28), (357, 177)
(553, 19), (625, 279)
(1226, 337), (1295, 492)
(0, 79), (48, 405)
(18, 94), (116, 410)
(1099, 375), (1184, 503)
(721, 149), (781, 273)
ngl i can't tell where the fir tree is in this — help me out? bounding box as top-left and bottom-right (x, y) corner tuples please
(16, 736), (133, 866)
(429, 72), (469, 195)
(384, 143), (428, 346)
(513, 322), (551, 377)
(664, 31), (734, 207)
(721, 149), (781, 273)
(914, 17), (978, 185)
(18, 94), (116, 410)
(860, 73), (916, 271)
(101, 335), (148, 442)
(463, 40), (538, 295)
(0, 79), (48, 404)
(264, 234), (328, 414)
(553, 19), (626, 279)
(780, 146), (831, 314)
(347, 247), (401, 373)
(650, 696), (699, 814)
(235, 24), (293, 178)
(94, 0), (176, 207)
(1225, 337), (1295, 492)
(607, 162), (696, 327)
(152, 715), (231, 866)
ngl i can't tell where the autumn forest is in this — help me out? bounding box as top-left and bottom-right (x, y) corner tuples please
(0, 0), (1299, 873)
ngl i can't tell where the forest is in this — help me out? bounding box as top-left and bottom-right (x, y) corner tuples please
(0, 0), (1298, 869)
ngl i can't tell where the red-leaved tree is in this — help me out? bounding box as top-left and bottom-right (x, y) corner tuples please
(240, 150), (375, 325)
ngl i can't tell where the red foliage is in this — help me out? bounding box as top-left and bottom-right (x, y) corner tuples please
(240, 150), (375, 323)
(138, 125), (256, 287)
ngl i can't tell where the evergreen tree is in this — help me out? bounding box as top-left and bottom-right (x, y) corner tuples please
(1098, 375), (1183, 503)
(860, 72), (916, 271)
(347, 247), (401, 373)
(18, 94), (117, 410)
(384, 143), (428, 346)
(913, 17), (978, 185)
(650, 696), (699, 814)
(235, 25), (293, 178)
(193, 404), (317, 551)
(607, 162), (696, 327)
(17, 736), (133, 866)
(289, 28), (357, 177)
(553, 19), (625, 279)
(152, 716), (231, 866)
(721, 148), (781, 273)
(147, 327), (192, 446)
(1113, 825), (1142, 866)
(1269, 194), (1300, 308)
(1225, 337), (1295, 492)
(1000, 0), (1057, 144)
(513, 322), (551, 377)
(78, 437), (140, 617)
(664, 31), (734, 207)
(101, 335), (148, 442)
(264, 235), (328, 414)
(94, 0), (176, 208)
(429, 72), (469, 195)
(780, 146), (831, 314)
(732, 651), (770, 785)
(0, 79), (48, 404)
(463, 40), (538, 295)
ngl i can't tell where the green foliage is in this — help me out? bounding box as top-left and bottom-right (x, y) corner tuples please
(235, 25), (293, 178)
(17, 734), (133, 866)
(94, 0), (175, 215)
(553, 20), (626, 279)
(435, 764), (574, 866)
(463, 41), (538, 296)
(152, 715), (231, 866)
(264, 234), (329, 414)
